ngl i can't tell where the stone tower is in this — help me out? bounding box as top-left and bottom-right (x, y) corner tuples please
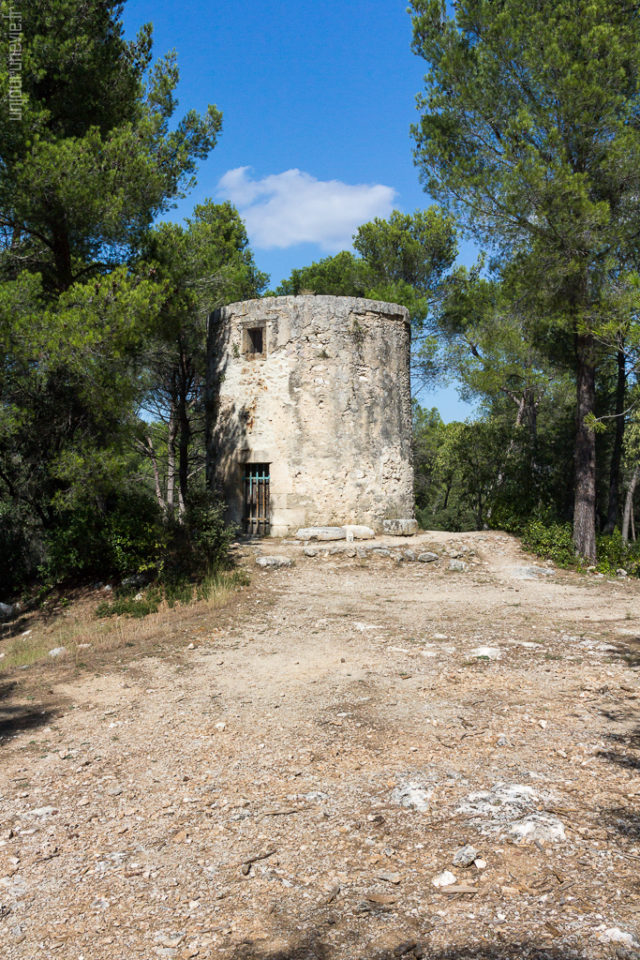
(206, 295), (414, 536)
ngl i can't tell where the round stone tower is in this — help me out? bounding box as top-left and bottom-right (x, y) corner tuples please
(206, 295), (414, 536)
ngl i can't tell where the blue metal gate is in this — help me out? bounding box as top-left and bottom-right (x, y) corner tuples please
(243, 463), (270, 536)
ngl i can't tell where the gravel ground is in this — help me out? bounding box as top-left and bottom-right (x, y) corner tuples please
(0, 531), (639, 960)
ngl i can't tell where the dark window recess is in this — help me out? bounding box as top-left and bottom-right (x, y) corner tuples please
(247, 326), (264, 356)
(243, 463), (270, 536)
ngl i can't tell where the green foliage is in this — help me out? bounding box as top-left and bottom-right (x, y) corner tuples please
(519, 520), (577, 568)
(0, 2), (245, 594)
(95, 568), (249, 619)
(0, 0), (222, 291)
(275, 251), (372, 298)
(274, 209), (457, 330)
(0, 502), (42, 594)
(515, 518), (640, 576)
(196, 568), (250, 601)
(139, 200), (268, 513)
(40, 488), (165, 584)
(96, 589), (161, 619)
(160, 495), (234, 585)
(353, 208), (457, 328)
(37, 486), (233, 591)
(594, 531), (640, 577)
(410, 0), (640, 559)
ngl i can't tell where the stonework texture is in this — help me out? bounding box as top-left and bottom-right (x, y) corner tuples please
(206, 295), (414, 536)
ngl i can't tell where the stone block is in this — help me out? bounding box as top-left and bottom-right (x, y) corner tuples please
(383, 518), (418, 537)
(418, 552), (439, 563)
(295, 527), (346, 541)
(342, 525), (375, 540)
(256, 556), (294, 568)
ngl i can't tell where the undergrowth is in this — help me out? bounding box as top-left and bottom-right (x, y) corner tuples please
(95, 569), (249, 619)
(519, 519), (640, 576)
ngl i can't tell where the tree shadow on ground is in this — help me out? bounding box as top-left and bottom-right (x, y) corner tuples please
(0, 679), (56, 740)
(598, 726), (640, 772)
(607, 634), (640, 670)
(601, 805), (640, 842)
(232, 936), (588, 960)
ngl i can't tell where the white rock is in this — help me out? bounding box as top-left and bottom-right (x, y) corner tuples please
(342, 525), (375, 540)
(48, 647), (67, 658)
(470, 646), (502, 660)
(392, 781), (432, 813)
(452, 845), (478, 867)
(256, 556), (294, 568)
(432, 870), (457, 887)
(296, 527), (346, 541)
(507, 812), (566, 844)
(510, 565), (554, 579)
(458, 782), (537, 820)
(448, 559), (467, 572)
(29, 806), (58, 817)
(598, 928), (638, 947)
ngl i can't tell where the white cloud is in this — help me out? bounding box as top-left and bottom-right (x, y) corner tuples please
(216, 166), (397, 251)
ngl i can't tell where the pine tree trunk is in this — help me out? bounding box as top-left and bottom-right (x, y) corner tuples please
(177, 350), (191, 517)
(573, 334), (597, 561)
(178, 394), (190, 518)
(622, 463), (639, 544)
(604, 348), (626, 534)
(146, 434), (166, 513)
(167, 411), (177, 517)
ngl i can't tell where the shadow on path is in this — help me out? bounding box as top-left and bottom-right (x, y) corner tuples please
(232, 935), (588, 960)
(0, 679), (56, 740)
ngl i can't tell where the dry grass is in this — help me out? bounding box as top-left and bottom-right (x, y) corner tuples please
(0, 569), (250, 675)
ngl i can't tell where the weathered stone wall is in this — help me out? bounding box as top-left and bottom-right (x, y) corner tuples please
(207, 295), (414, 536)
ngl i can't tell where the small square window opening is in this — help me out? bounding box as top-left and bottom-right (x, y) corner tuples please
(246, 326), (265, 357)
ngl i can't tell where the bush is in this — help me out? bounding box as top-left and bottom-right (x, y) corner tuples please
(160, 494), (234, 585)
(0, 502), (42, 595)
(95, 588), (161, 618)
(41, 489), (165, 584)
(519, 518), (640, 576)
(8, 483), (235, 600)
(594, 530), (640, 577)
(519, 519), (578, 568)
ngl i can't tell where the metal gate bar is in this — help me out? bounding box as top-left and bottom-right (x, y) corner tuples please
(243, 463), (270, 536)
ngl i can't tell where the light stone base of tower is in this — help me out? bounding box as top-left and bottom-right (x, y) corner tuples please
(206, 295), (415, 537)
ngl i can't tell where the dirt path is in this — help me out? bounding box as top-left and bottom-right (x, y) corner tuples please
(1, 531), (639, 960)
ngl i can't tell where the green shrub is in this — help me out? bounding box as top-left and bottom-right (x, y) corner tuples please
(0, 502), (42, 595)
(160, 494), (234, 585)
(520, 519), (577, 568)
(41, 489), (165, 584)
(594, 530), (640, 577)
(95, 589), (161, 619)
(519, 518), (640, 577)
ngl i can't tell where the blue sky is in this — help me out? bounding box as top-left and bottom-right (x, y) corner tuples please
(122, 0), (476, 420)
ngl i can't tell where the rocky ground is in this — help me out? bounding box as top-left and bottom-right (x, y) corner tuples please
(0, 530), (639, 960)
